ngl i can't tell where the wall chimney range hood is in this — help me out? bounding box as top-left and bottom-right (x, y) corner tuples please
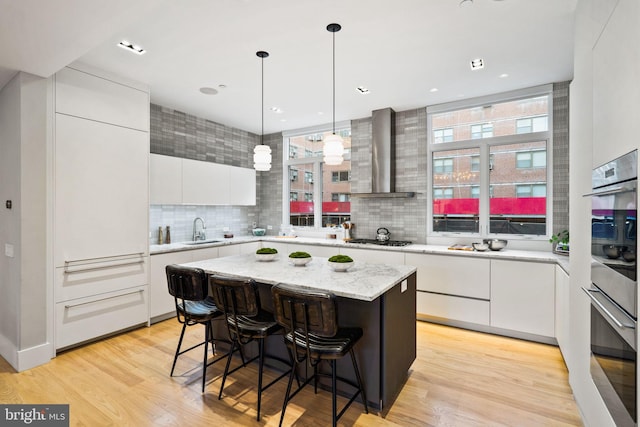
(351, 107), (415, 198)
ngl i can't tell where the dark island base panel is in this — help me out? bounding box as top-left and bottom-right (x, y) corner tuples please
(209, 273), (417, 413)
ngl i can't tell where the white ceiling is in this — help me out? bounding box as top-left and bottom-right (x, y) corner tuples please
(0, 0), (576, 135)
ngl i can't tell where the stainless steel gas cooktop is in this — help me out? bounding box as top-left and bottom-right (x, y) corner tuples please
(346, 238), (412, 247)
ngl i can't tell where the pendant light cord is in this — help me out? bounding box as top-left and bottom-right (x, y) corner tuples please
(261, 54), (264, 145)
(332, 29), (336, 135)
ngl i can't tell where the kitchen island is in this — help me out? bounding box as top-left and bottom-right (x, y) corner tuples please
(182, 253), (417, 413)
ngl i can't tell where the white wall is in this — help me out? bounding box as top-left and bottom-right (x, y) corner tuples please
(569, 0), (639, 425)
(0, 72), (52, 371)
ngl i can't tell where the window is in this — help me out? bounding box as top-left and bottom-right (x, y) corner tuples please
(331, 193), (351, 202)
(332, 171), (350, 182)
(471, 123), (493, 139)
(429, 87), (552, 238)
(290, 192), (298, 201)
(516, 151), (546, 169)
(284, 125), (351, 228)
(516, 115), (548, 134)
(433, 128), (454, 143)
(433, 158), (454, 174)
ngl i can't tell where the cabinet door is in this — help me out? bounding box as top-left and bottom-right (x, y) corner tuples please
(227, 166), (256, 205)
(555, 266), (570, 357)
(55, 67), (149, 131)
(405, 253), (490, 299)
(491, 260), (555, 337)
(182, 159), (228, 205)
(149, 251), (193, 319)
(417, 292), (490, 325)
(150, 154), (182, 204)
(54, 114), (149, 267)
(339, 247), (405, 265)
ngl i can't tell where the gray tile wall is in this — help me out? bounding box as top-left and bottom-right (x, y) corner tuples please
(149, 104), (281, 244)
(552, 81), (570, 236)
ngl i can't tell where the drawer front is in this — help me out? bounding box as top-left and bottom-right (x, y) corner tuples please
(55, 257), (148, 302)
(417, 291), (490, 325)
(55, 286), (148, 349)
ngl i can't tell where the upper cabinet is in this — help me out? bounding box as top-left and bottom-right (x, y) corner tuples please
(55, 66), (149, 131)
(150, 153), (256, 206)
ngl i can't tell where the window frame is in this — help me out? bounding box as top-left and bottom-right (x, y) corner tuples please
(426, 84), (554, 242)
(282, 121), (351, 230)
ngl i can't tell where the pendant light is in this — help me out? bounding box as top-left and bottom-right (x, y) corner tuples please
(253, 50), (272, 171)
(323, 23), (345, 166)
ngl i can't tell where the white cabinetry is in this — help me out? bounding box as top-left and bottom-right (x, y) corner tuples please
(149, 153), (256, 206)
(490, 260), (555, 338)
(150, 154), (183, 204)
(149, 251), (194, 319)
(555, 265), (570, 359)
(406, 253), (491, 325)
(53, 66), (150, 349)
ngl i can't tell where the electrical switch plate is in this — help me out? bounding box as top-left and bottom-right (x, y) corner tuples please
(223, 227), (230, 232)
(5, 243), (14, 258)
(401, 279), (407, 293)
(267, 225), (273, 230)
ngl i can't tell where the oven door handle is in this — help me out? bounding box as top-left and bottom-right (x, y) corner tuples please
(583, 185), (636, 197)
(582, 287), (636, 329)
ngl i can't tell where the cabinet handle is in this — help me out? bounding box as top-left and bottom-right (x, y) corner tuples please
(64, 252), (145, 273)
(581, 287), (635, 329)
(64, 289), (144, 309)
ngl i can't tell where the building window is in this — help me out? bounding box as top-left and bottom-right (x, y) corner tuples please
(471, 123), (493, 139)
(428, 86), (552, 238)
(516, 115), (548, 134)
(290, 192), (298, 201)
(332, 171), (350, 182)
(433, 128), (454, 143)
(331, 193), (351, 202)
(516, 150), (547, 169)
(284, 125), (351, 228)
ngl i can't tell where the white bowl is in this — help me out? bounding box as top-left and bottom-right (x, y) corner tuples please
(328, 261), (354, 272)
(255, 253), (276, 262)
(289, 257), (312, 266)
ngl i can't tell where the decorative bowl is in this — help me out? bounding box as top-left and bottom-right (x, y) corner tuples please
(328, 261), (354, 272)
(472, 242), (489, 251)
(289, 256), (312, 266)
(255, 253), (276, 262)
(603, 245), (627, 259)
(622, 250), (636, 262)
(483, 239), (508, 251)
(252, 228), (266, 236)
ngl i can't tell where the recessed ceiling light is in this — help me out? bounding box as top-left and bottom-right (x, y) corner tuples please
(270, 107), (283, 114)
(318, 112), (324, 115)
(430, 88), (439, 93)
(499, 73), (509, 78)
(459, 0), (473, 6)
(470, 58), (484, 70)
(199, 87), (218, 95)
(356, 86), (370, 95)
(118, 40), (146, 55)
(218, 84), (227, 89)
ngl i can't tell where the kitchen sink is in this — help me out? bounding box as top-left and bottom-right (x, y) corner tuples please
(183, 240), (221, 245)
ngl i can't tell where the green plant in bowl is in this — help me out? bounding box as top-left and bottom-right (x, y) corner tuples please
(289, 251), (311, 258)
(256, 247), (278, 254)
(328, 254), (353, 263)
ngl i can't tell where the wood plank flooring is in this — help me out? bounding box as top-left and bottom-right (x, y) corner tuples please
(0, 320), (583, 426)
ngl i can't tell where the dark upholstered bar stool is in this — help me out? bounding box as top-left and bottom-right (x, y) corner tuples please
(271, 283), (368, 427)
(166, 264), (230, 393)
(209, 275), (294, 421)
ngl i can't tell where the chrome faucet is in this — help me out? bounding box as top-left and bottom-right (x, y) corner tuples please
(192, 217), (206, 241)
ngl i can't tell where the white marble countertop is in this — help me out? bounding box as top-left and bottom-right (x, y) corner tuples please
(151, 235), (570, 274)
(182, 253), (417, 302)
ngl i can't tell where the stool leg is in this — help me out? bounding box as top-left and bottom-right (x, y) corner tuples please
(202, 322), (211, 393)
(170, 322), (187, 377)
(350, 349), (369, 413)
(256, 337), (265, 421)
(279, 356), (298, 427)
(331, 359), (337, 427)
(218, 339), (238, 400)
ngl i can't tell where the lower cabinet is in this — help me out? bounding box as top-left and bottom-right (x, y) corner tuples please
(416, 292), (490, 325)
(149, 250), (194, 319)
(490, 260), (555, 338)
(555, 265), (570, 357)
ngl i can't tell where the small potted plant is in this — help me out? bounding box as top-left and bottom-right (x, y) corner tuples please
(255, 247), (277, 261)
(288, 251), (312, 266)
(549, 229), (569, 255)
(327, 254), (354, 272)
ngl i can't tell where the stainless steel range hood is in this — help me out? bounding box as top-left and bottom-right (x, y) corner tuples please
(352, 108), (415, 198)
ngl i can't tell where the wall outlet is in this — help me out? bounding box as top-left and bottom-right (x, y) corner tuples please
(267, 225), (273, 230)
(223, 227), (230, 232)
(5, 243), (14, 258)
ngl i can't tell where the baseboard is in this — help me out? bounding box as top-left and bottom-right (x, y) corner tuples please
(17, 342), (54, 372)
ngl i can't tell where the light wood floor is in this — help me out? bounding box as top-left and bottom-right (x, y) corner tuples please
(0, 320), (583, 426)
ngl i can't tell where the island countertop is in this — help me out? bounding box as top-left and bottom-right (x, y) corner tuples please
(183, 253), (417, 302)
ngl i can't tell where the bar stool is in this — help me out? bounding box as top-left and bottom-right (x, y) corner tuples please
(209, 275), (294, 421)
(271, 283), (368, 427)
(166, 264), (230, 392)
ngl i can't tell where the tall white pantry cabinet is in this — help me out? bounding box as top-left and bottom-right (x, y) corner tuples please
(53, 65), (150, 350)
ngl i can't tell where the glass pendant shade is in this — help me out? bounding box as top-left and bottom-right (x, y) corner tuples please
(253, 144), (272, 171)
(323, 133), (344, 165)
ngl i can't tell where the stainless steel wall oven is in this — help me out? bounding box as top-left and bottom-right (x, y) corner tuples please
(584, 150), (637, 427)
